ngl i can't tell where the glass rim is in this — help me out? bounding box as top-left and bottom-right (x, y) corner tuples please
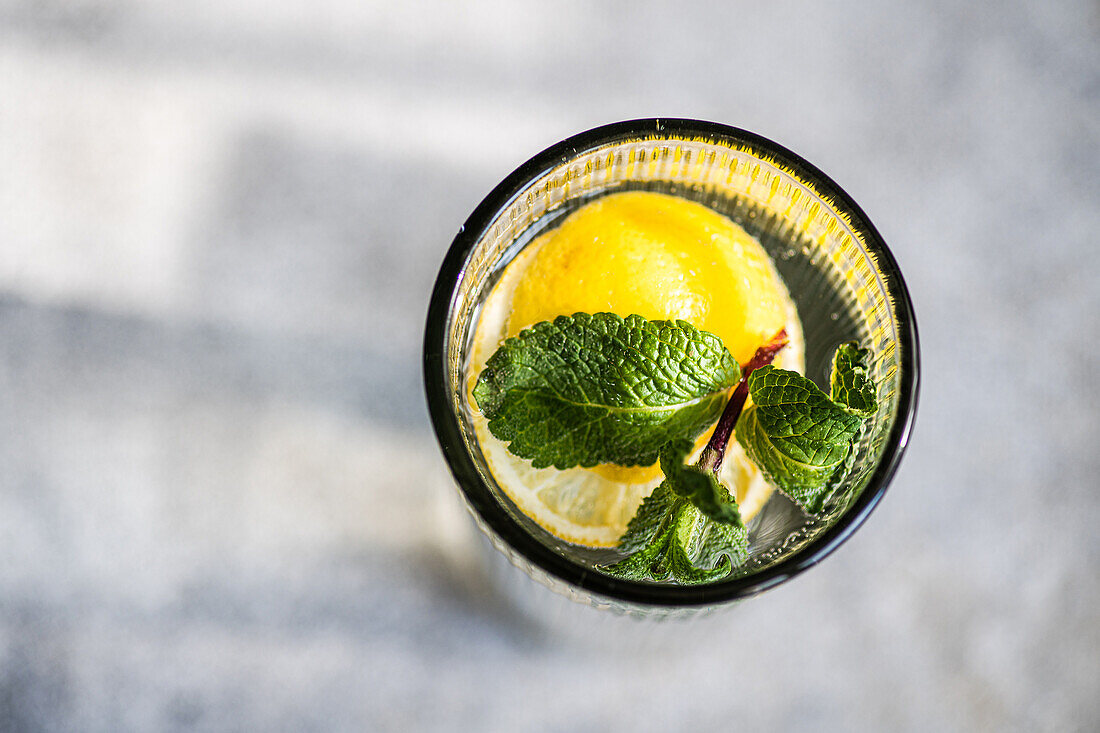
(423, 118), (920, 607)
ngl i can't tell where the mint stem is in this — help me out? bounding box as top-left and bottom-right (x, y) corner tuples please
(696, 329), (789, 474)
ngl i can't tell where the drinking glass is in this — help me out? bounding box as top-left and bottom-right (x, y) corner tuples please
(424, 119), (919, 615)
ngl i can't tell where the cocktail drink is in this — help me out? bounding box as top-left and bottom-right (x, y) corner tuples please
(424, 119), (918, 612)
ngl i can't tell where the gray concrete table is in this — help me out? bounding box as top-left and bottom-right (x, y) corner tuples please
(1, 2), (1097, 731)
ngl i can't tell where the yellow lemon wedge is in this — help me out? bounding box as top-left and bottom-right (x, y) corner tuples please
(469, 191), (804, 547)
(508, 191), (792, 364)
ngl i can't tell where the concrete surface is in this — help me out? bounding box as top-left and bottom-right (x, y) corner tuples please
(1, 1), (1098, 731)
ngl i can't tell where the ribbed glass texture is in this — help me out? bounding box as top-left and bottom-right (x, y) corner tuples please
(425, 120), (918, 615)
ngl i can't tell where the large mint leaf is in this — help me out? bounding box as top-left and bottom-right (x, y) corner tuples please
(472, 313), (740, 470)
(830, 341), (877, 417)
(736, 365), (863, 514)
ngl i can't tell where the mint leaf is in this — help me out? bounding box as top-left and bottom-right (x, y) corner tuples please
(668, 495), (744, 584)
(811, 438), (859, 515)
(831, 341), (877, 416)
(603, 513), (676, 581)
(618, 482), (676, 554)
(736, 365), (864, 514)
(603, 497), (690, 582)
(603, 495), (744, 584)
(472, 313), (740, 469)
(660, 439), (742, 528)
(696, 517), (749, 571)
(667, 525), (734, 584)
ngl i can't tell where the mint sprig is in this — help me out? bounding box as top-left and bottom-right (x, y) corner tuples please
(472, 312), (880, 583)
(599, 333), (788, 582)
(472, 313), (740, 469)
(602, 441), (746, 585)
(736, 341), (878, 514)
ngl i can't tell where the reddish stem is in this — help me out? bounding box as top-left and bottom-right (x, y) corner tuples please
(696, 329), (789, 474)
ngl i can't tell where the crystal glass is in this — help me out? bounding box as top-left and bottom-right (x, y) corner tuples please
(424, 119), (919, 614)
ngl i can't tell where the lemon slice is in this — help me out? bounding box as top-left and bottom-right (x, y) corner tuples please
(472, 413), (780, 547)
(474, 417), (660, 546)
(507, 191), (796, 364)
(468, 191), (804, 547)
